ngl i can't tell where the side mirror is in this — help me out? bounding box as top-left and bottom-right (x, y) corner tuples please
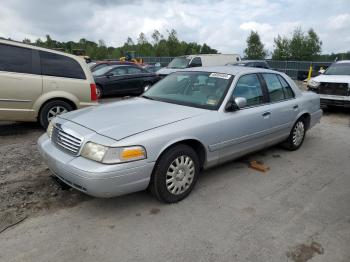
(106, 73), (113, 78)
(234, 97), (247, 109)
(225, 97), (247, 112)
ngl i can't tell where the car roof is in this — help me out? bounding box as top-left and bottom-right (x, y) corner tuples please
(181, 65), (276, 75)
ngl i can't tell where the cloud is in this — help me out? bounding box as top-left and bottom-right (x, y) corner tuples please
(0, 0), (349, 55)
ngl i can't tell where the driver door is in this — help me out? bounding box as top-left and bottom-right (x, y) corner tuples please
(218, 74), (272, 163)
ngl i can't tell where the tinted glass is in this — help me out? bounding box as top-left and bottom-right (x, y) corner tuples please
(190, 57), (202, 67)
(93, 65), (116, 76)
(110, 67), (127, 76)
(277, 75), (294, 99)
(127, 67), (143, 74)
(0, 44), (32, 74)
(233, 74), (264, 107)
(143, 71), (233, 110)
(262, 73), (285, 102)
(40, 51), (85, 79)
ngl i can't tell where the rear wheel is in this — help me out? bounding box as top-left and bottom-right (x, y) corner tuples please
(39, 100), (73, 128)
(150, 144), (200, 203)
(282, 118), (306, 150)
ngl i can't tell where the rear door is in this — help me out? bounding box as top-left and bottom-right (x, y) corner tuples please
(39, 51), (89, 104)
(260, 73), (298, 142)
(218, 73), (272, 162)
(0, 43), (42, 121)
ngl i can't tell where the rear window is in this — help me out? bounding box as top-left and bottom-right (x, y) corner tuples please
(0, 44), (33, 74)
(39, 51), (86, 79)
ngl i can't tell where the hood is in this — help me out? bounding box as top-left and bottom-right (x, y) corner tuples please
(59, 97), (206, 141)
(156, 67), (180, 75)
(312, 74), (350, 83)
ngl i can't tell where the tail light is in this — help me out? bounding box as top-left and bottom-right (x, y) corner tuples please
(90, 83), (98, 101)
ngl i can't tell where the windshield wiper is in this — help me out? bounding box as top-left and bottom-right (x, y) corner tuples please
(141, 95), (155, 100)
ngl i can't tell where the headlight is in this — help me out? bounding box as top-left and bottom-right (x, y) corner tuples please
(307, 79), (320, 88)
(47, 121), (54, 138)
(81, 142), (146, 164)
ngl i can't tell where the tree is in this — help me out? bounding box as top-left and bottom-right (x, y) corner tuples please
(272, 27), (322, 61)
(126, 37), (134, 46)
(244, 31), (267, 59)
(151, 30), (163, 45)
(200, 43), (218, 54)
(272, 35), (291, 60)
(137, 32), (148, 45)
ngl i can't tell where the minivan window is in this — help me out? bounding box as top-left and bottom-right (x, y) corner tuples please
(233, 74), (264, 107)
(262, 73), (285, 102)
(0, 44), (32, 74)
(39, 51), (86, 79)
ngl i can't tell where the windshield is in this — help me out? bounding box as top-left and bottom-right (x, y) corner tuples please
(324, 63), (350, 75)
(92, 66), (116, 76)
(142, 71), (233, 110)
(167, 57), (190, 69)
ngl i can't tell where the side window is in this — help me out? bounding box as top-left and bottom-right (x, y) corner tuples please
(277, 75), (295, 99)
(0, 44), (33, 74)
(127, 67), (143, 74)
(262, 74), (285, 102)
(39, 51), (86, 79)
(233, 74), (264, 107)
(189, 57), (202, 67)
(110, 67), (127, 76)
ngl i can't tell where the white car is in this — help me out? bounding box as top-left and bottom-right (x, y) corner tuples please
(307, 61), (350, 108)
(157, 54), (241, 77)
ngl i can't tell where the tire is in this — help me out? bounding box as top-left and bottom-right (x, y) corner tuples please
(39, 100), (73, 128)
(96, 85), (103, 99)
(282, 118), (306, 151)
(150, 144), (200, 203)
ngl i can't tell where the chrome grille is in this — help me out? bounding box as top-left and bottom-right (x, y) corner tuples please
(51, 126), (83, 155)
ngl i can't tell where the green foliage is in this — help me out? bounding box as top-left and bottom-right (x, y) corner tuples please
(244, 31), (267, 59)
(272, 27), (322, 61)
(23, 29), (217, 60)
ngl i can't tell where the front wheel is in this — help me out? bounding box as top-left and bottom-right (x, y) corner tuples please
(150, 144), (200, 203)
(282, 118), (306, 150)
(39, 100), (73, 128)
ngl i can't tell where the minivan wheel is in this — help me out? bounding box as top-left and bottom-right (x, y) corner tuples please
(282, 118), (306, 151)
(39, 100), (73, 128)
(150, 144), (200, 203)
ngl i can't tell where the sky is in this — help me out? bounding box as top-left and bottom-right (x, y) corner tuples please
(0, 0), (349, 55)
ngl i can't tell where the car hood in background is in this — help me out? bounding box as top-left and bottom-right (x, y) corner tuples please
(312, 74), (350, 83)
(59, 97), (206, 141)
(156, 67), (180, 75)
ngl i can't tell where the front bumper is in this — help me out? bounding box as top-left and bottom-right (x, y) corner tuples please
(38, 134), (155, 198)
(319, 94), (350, 108)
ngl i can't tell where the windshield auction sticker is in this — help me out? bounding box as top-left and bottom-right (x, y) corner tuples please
(209, 73), (232, 79)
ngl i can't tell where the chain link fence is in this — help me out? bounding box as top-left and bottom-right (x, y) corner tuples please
(141, 57), (333, 80)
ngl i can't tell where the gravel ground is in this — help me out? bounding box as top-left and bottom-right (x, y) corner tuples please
(0, 88), (349, 261)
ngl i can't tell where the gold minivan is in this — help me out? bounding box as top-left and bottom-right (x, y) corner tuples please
(0, 39), (98, 128)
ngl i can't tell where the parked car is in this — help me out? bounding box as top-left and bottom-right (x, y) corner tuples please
(157, 54), (241, 77)
(0, 39), (98, 128)
(93, 64), (160, 98)
(227, 60), (271, 69)
(38, 66), (322, 203)
(142, 64), (162, 73)
(90, 60), (136, 72)
(307, 60), (350, 108)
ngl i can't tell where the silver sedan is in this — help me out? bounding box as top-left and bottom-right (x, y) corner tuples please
(38, 66), (322, 203)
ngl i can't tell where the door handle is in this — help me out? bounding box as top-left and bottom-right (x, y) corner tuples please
(262, 112), (271, 117)
(293, 105), (299, 109)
